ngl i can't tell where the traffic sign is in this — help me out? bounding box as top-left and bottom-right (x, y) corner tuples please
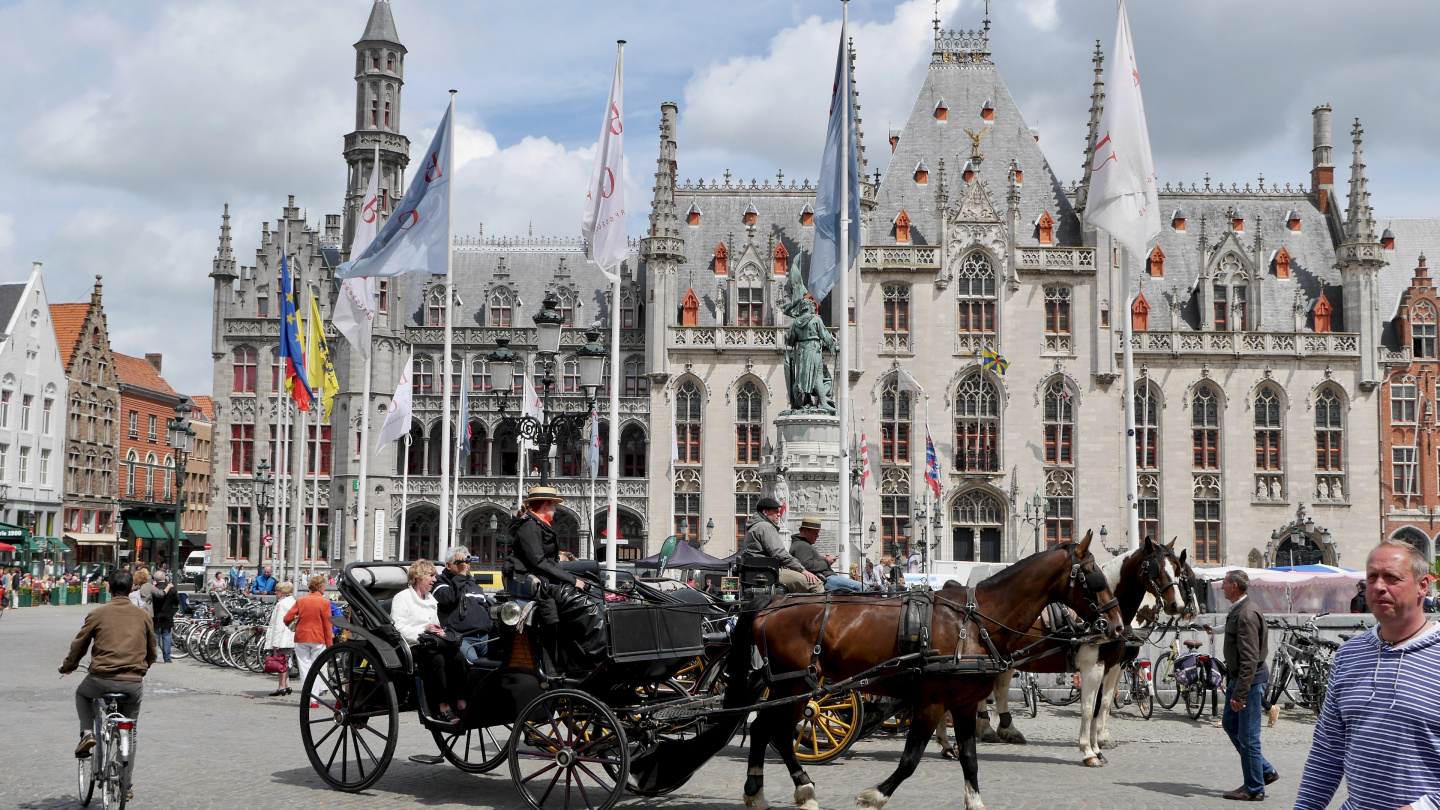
(263, 534), (275, 548)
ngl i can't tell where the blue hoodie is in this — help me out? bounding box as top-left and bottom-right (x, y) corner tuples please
(1295, 622), (1440, 810)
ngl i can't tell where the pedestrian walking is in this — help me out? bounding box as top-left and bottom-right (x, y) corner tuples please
(127, 569), (152, 612)
(208, 572), (226, 593)
(266, 582), (296, 697)
(1220, 569), (1277, 801)
(284, 575), (334, 709)
(151, 574), (178, 663)
(1295, 538), (1440, 810)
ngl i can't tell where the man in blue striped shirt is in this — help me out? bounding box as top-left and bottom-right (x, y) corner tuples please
(1295, 538), (1440, 810)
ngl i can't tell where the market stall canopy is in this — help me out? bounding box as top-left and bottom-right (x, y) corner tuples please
(1268, 564), (1357, 574)
(125, 518), (155, 539)
(0, 542), (15, 552)
(635, 543), (733, 571)
(64, 533), (119, 546)
(1194, 565), (1362, 614)
(0, 522), (28, 541)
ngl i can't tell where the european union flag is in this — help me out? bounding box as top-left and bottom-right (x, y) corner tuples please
(278, 254), (312, 411)
(982, 346), (1009, 376)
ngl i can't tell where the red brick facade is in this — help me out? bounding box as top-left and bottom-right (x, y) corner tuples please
(1380, 255), (1440, 558)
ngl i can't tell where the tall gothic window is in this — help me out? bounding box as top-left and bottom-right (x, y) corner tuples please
(674, 469), (702, 545)
(232, 347), (257, 393)
(624, 356), (648, 397)
(954, 373), (999, 472)
(956, 252), (997, 337)
(1043, 380), (1074, 465)
(734, 469), (761, 547)
(735, 382), (762, 465)
(621, 425), (647, 478)
(1193, 476), (1222, 563)
(1254, 386), (1283, 471)
(1315, 388), (1346, 503)
(737, 286), (763, 327)
(1135, 384), (1160, 470)
(413, 357), (434, 395)
(1192, 385), (1220, 470)
(676, 381), (702, 464)
(427, 288), (447, 327)
(880, 380), (911, 463)
(1045, 471), (1075, 548)
(880, 468), (911, 561)
(471, 358), (490, 391)
(489, 286), (515, 328)
(554, 286), (578, 326)
(1044, 286), (1071, 336)
(1414, 305), (1437, 358)
(883, 284), (910, 351)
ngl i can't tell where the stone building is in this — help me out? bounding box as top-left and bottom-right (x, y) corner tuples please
(0, 264), (69, 564)
(51, 275), (121, 566)
(184, 397), (214, 555)
(115, 353), (192, 568)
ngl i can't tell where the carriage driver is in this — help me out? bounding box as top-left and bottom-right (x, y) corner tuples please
(506, 486), (606, 668)
(742, 497), (824, 594)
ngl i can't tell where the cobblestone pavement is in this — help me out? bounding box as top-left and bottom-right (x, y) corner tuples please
(1, 605), (1345, 809)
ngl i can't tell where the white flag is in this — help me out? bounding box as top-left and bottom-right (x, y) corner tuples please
(894, 366), (924, 396)
(375, 350), (414, 451)
(1083, 0), (1160, 259)
(581, 44), (627, 281)
(587, 403), (601, 478)
(333, 152), (382, 358)
(521, 362), (544, 452)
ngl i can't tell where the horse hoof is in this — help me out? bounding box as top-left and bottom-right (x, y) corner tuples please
(745, 789), (771, 810)
(997, 727), (1027, 745)
(795, 783), (819, 810)
(855, 787), (889, 810)
(941, 747), (957, 760)
(1098, 737), (1116, 750)
(1083, 756), (1104, 768)
(979, 729), (1000, 744)
(1098, 751), (1108, 764)
(963, 783), (987, 810)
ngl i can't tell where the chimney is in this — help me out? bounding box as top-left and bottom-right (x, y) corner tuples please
(145, 354), (162, 374)
(91, 275), (104, 306)
(1311, 104), (1334, 213)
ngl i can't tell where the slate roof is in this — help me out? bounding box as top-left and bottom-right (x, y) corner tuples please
(360, 0), (401, 46)
(1377, 218), (1440, 320)
(873, 34), (1080, 249)
(0, 282), (26, 339)
(49, 302), (91, 369)
(1120, 190), (1342, 332)
(114, 352), (178, 397)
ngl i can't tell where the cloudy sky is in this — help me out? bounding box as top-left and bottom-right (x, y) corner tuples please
(2, 0), (1437, 397)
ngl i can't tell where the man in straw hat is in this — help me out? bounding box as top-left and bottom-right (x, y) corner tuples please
(742, 497), (823, 594)
(506, 485), (605, 669)
(790, 516), (863, 592)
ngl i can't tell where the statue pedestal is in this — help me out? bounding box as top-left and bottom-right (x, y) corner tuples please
(760, 413), (846, 558)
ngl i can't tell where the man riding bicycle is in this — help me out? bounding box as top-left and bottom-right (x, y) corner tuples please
(58, 570), (155, 764)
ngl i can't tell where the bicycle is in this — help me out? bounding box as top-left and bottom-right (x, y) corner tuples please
(1174, 623), (1222, 720)
(1150, 618), (1184, 710)
(1117, 655), (1154, 719)
(72, 670), (136, 810)
(1265, 613), (1336, 715)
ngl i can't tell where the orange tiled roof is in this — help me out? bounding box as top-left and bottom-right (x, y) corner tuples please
(50, 303), (90, 370)
(113, 353), (177, 396)
(190, 395), (215, 422)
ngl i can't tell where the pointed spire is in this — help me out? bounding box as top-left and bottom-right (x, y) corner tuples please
(211, 204), (237, 279)
(849, 37), (868, 175)
(647, 102), (681, 241)
(1077, 40), (1105, 214)
(360, 0), (401, 45)
(1344, 118), (1377, 243)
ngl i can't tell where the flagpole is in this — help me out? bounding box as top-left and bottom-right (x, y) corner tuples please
(274, 395), (286, 576)
(400, 346), (414, 558)
(450, 411), (462, 550)
(436, 91), (457, 560)
(588, 460), (597, 561)
(1121, 245), (1141, 551)
(293, 273), (309, 586)
(836, 2), (852, 577)
(309, 327), (321, 571)
(357, 351), (372, 562)
(276, 218), (289, 582)
(599, 41), (627, 588)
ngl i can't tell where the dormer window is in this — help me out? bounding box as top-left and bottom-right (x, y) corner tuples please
(934, 98), (948, 122)
(1148, 246), (1165, 278)
(981, 99), (994, 122)
(1287, 209), (1302, 232)
(1037, 211), (1055, 246)
(713, 242), (728, 276)
(1172, 208), (1187, 232)
(1383, 227), (1396, 250)
(773, 242), (789, 275)
(687, 204), (701, 227)
(1275, 246), (1292, 279)
(1013, 168), (1023, 185)
(889, 130), (900, 153)
(962, 160), (976, 183)
(1232, 211), (1244, 232)
(894, 210), (911, 244)
(680, 288), (700, 326)
(742, 205), (757, 227)
(800, 205), (814, 227)
(914, 159), (929, 185)
(1132, 293), (1150, 331)
(1314, 292), (1333, 333)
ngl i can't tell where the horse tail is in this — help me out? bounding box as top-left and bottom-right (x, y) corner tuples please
(724, 596), (769, 709)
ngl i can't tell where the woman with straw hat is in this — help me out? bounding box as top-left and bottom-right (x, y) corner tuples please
(506, 485), (604, 670)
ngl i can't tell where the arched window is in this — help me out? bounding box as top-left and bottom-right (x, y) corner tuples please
(735, 382), (762, 465)
(270, 347), (282, 391)
(951, 490), (1004, 562)
(1392, 375), (1418, 423)
(405, 512), (438, 562)
(427, 288), (447, 327)
(489, 286), (515, 328)
(1413, 304), (1437, 359)
(1192, 385), (1220, 470)
(562, 358), (580, 393)
(624, 356), (648, 397)
(734, 469), (762, 547)
(621, 425), (647, 478)
(1316, 388), (1345, 503)
(1254, 386), (1283, 471)
(126, 451), (137, 497)
(883, 284), (910, 351)
(427, 422), (444, 476)
(412, 357), (434, 395)
(881, 379), (911, 463)
(1045, 470), (1075, 548)
(676, 381), (702, 464)
(954, 373), (999, 472)
(674, 469), (702, 545)
(471, 357), (490, 391)
(956, 252), (997, 341)
(554, 286), (578, 327)
(553, 511), (581, 557)
(466, 422), (487, 475)
(232, 347), (257, 393)
(880, 468), (911, 560)
(1135, 384), (1160, 470)
(1193, 475), (1222, 563)
(1043, 380), (1075, 465)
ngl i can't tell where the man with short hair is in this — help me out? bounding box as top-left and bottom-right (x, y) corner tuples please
(59, 570), (156, 771)
(1220, 569), (1276, 801)
(434, 545), (493, 664)
(742, 498), (822, 594)
(789, 517), (863, 592)
(251, 565), (276, 595)
(1295, 539), (1440, 810)
(1349, 580), (1368, 614)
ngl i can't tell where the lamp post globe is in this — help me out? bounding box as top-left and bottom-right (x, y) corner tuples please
(533, 290), (565, 356)
(487, 338), (521, 396)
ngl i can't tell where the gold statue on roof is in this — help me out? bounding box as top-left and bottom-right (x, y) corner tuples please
(963, 126), (987, 161)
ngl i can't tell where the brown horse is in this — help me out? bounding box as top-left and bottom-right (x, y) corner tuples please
(942, 538), (1196, 765)
(731, 533), (1122, 810)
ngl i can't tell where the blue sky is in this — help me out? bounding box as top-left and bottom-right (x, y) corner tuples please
(2, 0), (1439, 396)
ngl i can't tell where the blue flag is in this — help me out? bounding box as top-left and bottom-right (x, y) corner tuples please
(810, 27), (861, 304)
(924, 426), (941, 498)
(278, 254), (312, 411)
(336, 104), (452, 278)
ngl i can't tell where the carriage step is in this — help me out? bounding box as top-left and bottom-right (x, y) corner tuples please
(652, 697), (723, 721)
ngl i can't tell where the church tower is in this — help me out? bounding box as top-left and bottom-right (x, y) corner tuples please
(1336, 118), (1385, 387)
(342, 0), (410, 254)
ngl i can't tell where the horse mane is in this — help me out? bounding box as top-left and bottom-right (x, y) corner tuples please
(1101, 546), (1141, 591)
(975, 543), (1070, 590)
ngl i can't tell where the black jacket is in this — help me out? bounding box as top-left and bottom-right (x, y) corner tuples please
(151, 586), (178, 631)
(508, 514), (576, 586)
(433, 569), (493, 637)
(1223, 596), (1270, 695)
(789, 540), (835, 578)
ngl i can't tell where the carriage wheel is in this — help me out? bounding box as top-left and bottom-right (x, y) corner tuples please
(793, 685), (864, 764)
(432, 723), (511, 773)
(510, 688), (629, 810)
(299, 643), (399, 792)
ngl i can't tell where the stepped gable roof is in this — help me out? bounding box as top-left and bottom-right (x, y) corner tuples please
(398, 238), (639, 331)
(671, 180), (816, 327)
(114, 352), (177, 396)
(1125, 189), (1340, 332)
(874, 25), (1078, 249)
(0, 282), (26, 338)
(49, 302), (91, 369)
(1378, 219), (1440, 320)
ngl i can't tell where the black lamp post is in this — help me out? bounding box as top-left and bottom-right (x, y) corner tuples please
(486, 294), (605, 484)
(165, 401), (193, 573)
(252, 460), (274, 579)
(1021, 487), (1047, 556)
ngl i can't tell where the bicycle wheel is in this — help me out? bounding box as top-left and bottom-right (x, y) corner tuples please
(1153, 652), (1180, 710)
(1134, 666), (1154, 720)
(99, 723), (125, 810)
(1183, 684), (1205, 720)
(78, 748), (97, 806)
(1023, 680), (1039, 719)
(1264, 661), (1290, 712)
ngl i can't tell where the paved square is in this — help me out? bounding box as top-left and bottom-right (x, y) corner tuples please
(1, 605), (1343, 809)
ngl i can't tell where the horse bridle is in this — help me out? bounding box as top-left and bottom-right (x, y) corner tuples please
(1139, 552), (1185, 614)
(1067, 548), (1119, 637)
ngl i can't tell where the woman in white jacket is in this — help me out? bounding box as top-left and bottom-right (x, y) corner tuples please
(391, 560), (465, 724)
(265, 582), (296, 697)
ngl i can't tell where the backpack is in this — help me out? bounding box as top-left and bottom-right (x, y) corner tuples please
(1175, 652), (1223, 688)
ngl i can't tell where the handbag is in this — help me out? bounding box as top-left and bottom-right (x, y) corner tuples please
(263, 650), (290, 674)
(286, 609), (301, 633)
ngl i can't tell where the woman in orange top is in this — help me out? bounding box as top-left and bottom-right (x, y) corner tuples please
(284, 575), (334, 708)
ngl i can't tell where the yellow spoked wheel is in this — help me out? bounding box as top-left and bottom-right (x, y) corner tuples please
(793, 685), (864, 764)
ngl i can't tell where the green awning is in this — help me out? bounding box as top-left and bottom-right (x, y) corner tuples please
(0, 522), (28, 541)
(126, 518), (155, 539)
(160, 519), (180, 540)
(144, 520), (171, 541)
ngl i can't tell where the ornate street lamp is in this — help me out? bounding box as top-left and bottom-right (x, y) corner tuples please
(165, 400), (193, 573)
(1021, 487), (1048, 555)
(487, 296), (605, 485)
(252, 459), (274, 578)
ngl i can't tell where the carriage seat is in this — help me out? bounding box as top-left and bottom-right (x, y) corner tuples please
(1183, 639), (1205, 649)
(738, 556), (782, 590)
(348, 564), (411, 601)
(561, 559), (601, 579)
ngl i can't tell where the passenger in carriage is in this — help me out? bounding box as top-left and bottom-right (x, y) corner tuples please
(789, 517), (863, 592)
(434, 546), (494, 665)
(741, 497), (823, 594)
(506, 486), (607, 670)
(391, 559), (467, 725)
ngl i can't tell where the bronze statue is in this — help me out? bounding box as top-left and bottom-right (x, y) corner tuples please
(782, 260), (837, 414)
